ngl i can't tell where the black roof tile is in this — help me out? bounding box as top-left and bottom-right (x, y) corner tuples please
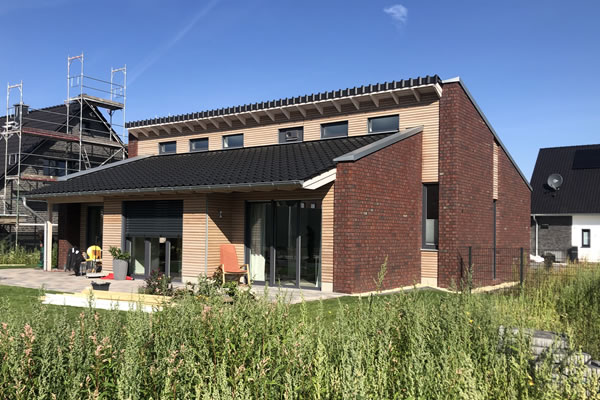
(27, 133), (393, 198)
(531, 144), (600, 214)
(125, 75), (441, 128)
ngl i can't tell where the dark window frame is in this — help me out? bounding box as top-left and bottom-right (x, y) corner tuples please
(320, 121), (348, 139)
(159, 141), (177, 155)
(278, 127), (304, 144)
(368, 114), (399, 134)
(582, 229), (591, 248)
(189, 138), (209, 152)
(422, 183), (439, 250)
(222, 133), (244, 149)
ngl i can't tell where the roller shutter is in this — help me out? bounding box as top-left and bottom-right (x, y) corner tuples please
(124, 200), (183, 237)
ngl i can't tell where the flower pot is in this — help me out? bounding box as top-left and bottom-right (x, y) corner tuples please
(91, 281), (110, 291)
(113, 259), (128, 280)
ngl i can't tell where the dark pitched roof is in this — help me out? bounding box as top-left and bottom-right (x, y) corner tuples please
(531, 144), (600, 214)
(125, 75), (441, 128)
(26, 133), (397, 198)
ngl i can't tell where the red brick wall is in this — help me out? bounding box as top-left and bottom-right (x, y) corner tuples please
(128, 133), (138, 158)
(333, 133), (422, 293)
(57, 203), (81, 269)
(438, 82), (530, 288)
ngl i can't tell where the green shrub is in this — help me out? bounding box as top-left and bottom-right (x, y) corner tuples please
(0, 241), (40, 266)
(139, 270), (173, 296)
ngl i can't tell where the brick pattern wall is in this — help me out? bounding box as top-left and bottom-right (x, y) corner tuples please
(57, 203), (81, 269)
(333, 133), (422, 293)
(438, 82), (530, 288)
(128, 133), (138, 158)
(530, 216), (572, 253)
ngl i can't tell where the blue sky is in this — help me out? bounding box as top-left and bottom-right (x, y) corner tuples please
(1, 0), (599, 179)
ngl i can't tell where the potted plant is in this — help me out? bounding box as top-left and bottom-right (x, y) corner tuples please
(109, 246), (130, 280)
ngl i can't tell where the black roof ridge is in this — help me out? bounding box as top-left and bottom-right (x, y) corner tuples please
(126, 75), (441, 128)
(149, 132), (393, 160)
(539, 143), (600, 151)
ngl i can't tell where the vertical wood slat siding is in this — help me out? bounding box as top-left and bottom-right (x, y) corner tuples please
(102, 200), (122, 273)
(136, 96), (440, 156)
(206, 193), (233, 277)
(493, 142), (499, 199)
(421, 250), (438, 286)
(80, 204), (87, 250)
(321, 183), (334, 284)
(182, 196), (207, 278)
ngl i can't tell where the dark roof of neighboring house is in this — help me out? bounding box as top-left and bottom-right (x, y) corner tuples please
(0, 103), (79, 132)
(125, 75), (442, 128)
(26, 131), (412, 198)
(531, 144), (600, 214)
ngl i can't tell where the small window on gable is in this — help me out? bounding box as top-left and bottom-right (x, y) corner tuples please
(223, 134), (243, 149)
(279, 127), (304, 144)
(321, 121), (348, 139)
(582, 229), (591, 248)
(189, 138), (208, 152)
(368, 114), (399, 134)
(159, 141), (176, 155)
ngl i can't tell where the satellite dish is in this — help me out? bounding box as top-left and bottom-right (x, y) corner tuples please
(547, 173), (563, 190)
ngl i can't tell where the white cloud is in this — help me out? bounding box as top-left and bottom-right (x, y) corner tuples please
(383, 4), (408, 26)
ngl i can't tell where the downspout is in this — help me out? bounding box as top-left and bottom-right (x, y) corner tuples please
(22, 197), (52, 271)
(532, 214), (540, 257)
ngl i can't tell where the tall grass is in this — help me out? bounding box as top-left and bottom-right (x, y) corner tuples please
(0, 242), (40, 266)
(1, 272), (599, 399)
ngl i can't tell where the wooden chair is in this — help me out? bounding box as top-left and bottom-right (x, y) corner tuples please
(219, 244), (250, 285)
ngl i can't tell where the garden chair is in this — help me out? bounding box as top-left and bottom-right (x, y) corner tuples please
(219, 244), (250, 285)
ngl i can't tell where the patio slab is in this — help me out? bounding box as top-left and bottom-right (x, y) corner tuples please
(0, 268), (346, 304)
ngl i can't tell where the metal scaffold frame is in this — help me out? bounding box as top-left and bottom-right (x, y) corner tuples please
(0, 53), (128, 247)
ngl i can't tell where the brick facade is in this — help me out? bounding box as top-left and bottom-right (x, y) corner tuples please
(438, 82), (530, 288)
(128, 133), (138, 158)
(333, 133), (422, 293)
(57, 203), (81, 269)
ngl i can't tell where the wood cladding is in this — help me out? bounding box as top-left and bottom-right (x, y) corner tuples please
(493, 142), (499, 199)
(102, 200), (122, 273)
(182, 196), (207, 278)
(421, 250), (438, 285)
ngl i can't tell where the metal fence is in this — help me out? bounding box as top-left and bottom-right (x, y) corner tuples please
(458, 247), (593, 291)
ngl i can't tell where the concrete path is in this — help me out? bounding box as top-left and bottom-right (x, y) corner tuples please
(0, 268), (345, 304)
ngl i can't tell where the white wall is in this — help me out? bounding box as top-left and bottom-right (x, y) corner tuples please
(572, 214), (600, 262)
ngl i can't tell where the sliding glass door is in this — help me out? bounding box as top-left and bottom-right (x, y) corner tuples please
(126, 237), (182, 280)
(247, 200), (321, 288)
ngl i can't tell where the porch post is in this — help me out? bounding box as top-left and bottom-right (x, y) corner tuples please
(44, 202), (53, 271)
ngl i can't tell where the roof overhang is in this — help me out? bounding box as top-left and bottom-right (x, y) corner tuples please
(334, 126), (423, 162)
(128, 83), (442, 138)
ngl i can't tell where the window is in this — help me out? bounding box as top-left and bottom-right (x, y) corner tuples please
(223, 134), (244, 149)
(422, 184), (439, 249)
(368, 114), (399, 133)
(279, 127), (304, 143)
(159, 141), (177, 154)
(321, 121), (348, 139)
(189, 138), (208, 152)
(582, 229), (591, 248)
(43, 159), (67, 177)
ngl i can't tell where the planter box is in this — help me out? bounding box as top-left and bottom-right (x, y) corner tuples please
(113, 259), (128, 280)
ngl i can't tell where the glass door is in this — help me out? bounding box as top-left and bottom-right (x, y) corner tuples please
(125, 237), (182, 280)
(274, 201), (298, 286)
(248, 203), (272, 282)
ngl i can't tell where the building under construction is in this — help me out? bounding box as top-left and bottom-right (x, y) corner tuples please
(0, 54), (127, 248)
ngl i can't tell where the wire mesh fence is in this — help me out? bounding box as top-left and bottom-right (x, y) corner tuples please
(458, 247), (596, 291)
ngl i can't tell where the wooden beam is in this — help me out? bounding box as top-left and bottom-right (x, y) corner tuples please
(369, 94), (379, 107)
(296, 105), (307, 118)
(249, 111), (261, 124)
(162, 127), (171, 135)
(210, 118), (220, 129)
(235, 114), (246, 126)
(331, 99), (342, 113)
(390, 91), (400, 104)
(221, 116), (232, 127)
(349, 97), (360, 110)
(196, 119), (207, 130)
(280, 107), (290, 119)
(314, 102), (324, 115)
(264, 110), (276, 122)
(183, 122), (196, 132)
(411, 88), (421, 102)
(173, 124), (183, 133)
(150, 127), (161, 136)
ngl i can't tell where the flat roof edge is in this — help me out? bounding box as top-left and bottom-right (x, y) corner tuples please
(333, 126), (424, 163)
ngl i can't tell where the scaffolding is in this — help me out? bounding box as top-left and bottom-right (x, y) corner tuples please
(0, 53), (128, 246)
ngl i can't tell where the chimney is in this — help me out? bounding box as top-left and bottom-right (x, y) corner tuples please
(14, 103), (29, 123)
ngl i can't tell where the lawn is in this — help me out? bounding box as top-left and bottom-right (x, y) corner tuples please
(0, 267), (599, 398)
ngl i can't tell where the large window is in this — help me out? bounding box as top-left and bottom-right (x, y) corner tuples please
(279, 127), (304, 143)
(159, 141), (176, 154)
(223, 134), (244, 149)
(321, 121), (348, 139)
(422, 184), (439, 249)
(368, 114), (399, 133)
(189, 138), (208, 152)
(582, 229), (591, 248)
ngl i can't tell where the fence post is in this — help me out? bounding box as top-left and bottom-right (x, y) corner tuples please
(468, 246), (472, 292)
(519, 247), (524, 288)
